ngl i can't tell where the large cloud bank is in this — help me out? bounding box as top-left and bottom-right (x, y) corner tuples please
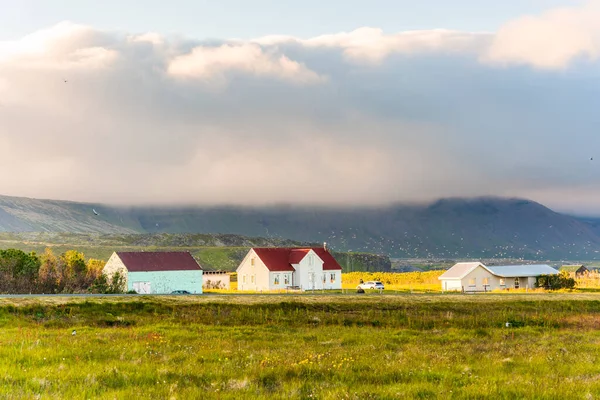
(2, 1), (600, 213)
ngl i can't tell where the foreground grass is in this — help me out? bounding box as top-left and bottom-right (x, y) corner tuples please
(2, 294), (600, 399)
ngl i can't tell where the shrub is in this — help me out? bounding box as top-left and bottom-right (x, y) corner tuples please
(536, 272), (576, 290)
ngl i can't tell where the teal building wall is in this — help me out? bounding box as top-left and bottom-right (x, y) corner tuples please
(128, 270), (203, 294)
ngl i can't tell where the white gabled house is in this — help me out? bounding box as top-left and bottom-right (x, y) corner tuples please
(236, 246), (343, 291)
(439, 262), (559, 292)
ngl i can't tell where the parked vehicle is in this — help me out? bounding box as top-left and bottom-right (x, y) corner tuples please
(171, 290), (191, 294)
(357, 281), (385, 290)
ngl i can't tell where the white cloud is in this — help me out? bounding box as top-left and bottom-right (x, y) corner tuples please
(2, 20), (600, 211)
(255, 27), (490, 64)
(484, 0), (600, 69)
(168, 43), (324, 85)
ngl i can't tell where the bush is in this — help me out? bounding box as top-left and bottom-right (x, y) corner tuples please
(536, 272), (576, 290)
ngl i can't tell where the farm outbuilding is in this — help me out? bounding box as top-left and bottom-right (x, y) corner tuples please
(203, 271), (230, 289)
(236, 246), (342, 291)
(103, 251), (203, 294)
(439, 262), (559, 292)
(560, 265), (588, 277)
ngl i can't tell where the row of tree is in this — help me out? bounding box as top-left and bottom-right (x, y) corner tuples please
(0, 248), (124, 294)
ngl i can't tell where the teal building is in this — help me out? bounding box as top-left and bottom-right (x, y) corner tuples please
(103, 251), (203, 294)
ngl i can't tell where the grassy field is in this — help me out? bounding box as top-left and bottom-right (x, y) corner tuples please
(2, 294), (600, 399)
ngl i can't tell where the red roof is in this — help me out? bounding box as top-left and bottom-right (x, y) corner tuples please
(289, 249), (310, 264)
(252, 248), (296, 272)
(313, 248), (343, 271)
(116, 252), (202, 272)
(252, 247), (342, 272)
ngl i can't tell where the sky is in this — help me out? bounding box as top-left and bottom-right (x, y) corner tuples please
(1, 0), (600, 214)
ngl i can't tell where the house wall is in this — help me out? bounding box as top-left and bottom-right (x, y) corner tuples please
(293, 250), (324, 290)
(323, 270), (342, 290)
(128, 270), (203, 294)
(441, 279), (463, 292)
(102, 253), (129, 290)
(203, 273), (230, 289)
(269, 271), (294, 290)
(460, 266), (501, 292)
(236, 250), (271, 291)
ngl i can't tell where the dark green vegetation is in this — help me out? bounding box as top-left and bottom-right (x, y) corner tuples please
(2, 294), (600, 399)
(537, 272), (577, 290)
(0, 233), (392, 272)
(0, 248), (122, 294)
(2, 194), (600, 259)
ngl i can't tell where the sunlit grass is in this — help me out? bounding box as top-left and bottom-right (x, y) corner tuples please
(1, 295), (600, 398)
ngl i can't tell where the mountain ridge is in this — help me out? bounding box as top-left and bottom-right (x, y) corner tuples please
(0, 194), (599, 260)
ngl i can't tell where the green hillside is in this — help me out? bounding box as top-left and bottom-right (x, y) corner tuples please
(0, 232), (391, 272)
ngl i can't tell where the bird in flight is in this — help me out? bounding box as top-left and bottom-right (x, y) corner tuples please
(92, 209), (99, 216)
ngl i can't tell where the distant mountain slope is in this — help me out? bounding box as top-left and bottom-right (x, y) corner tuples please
(0, 232), (391, 272)
(0, 194), (599, 259)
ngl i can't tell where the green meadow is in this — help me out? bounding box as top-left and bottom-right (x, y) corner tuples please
(1, 294), (600, 399)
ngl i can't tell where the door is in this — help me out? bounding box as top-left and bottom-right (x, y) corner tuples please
(308, 272), (315, 290)
(133, 281), (151, 294)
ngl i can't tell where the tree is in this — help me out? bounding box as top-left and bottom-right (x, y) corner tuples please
(0, 249), (41, 293)
(38, 248), (60, 292)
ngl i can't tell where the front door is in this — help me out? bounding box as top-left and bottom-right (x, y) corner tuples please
(308, 272), (315, 290)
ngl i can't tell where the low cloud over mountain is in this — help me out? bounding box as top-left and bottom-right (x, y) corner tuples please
(2, 2), (600, 213)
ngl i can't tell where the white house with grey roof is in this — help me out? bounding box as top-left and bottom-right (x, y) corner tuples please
(439, 262), (559, 292)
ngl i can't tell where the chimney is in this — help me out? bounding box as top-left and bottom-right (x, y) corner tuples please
(323, 242), (327, 251)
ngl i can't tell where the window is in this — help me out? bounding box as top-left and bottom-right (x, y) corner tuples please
(330, 273), (335, 283)
(274, 274), (280, 285)
(482, 277), (489, 286)
(468, 278), (476, 286)
(284, 275), (289, 285)
(499, 278), (505, 286)
(514, 277), (520, 289)
(309, 255), (314, 266)
(251, 275), (255, 283)
(322, 274), (326, 283)
(242, 275), (246, 284)
(251, 258), (255, 266)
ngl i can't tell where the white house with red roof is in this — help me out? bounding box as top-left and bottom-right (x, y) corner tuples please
(236, 246), (343, 291)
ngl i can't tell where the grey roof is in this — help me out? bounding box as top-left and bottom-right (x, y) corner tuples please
(439, 262), (484, 279)
(485, 265), (558, 278)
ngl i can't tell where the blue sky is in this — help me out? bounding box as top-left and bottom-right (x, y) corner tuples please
(2, 0), (600, 213)
(0, 0), (580, 39)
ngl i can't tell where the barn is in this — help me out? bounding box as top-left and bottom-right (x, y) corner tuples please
(560, 265), (589, 277)
(103, 251), (203, 294)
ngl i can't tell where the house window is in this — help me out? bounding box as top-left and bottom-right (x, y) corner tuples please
(482, 277), (489, 286)
(309, 255), (314, 266)
(330, 273), (335, 283)
(499, 278), (505, 286)
(468, 278), (476, 286)
(251, 258), (255, 266)
(284, 275), (289, 285)
(251, 275), (255, 283)
(242, 275), (246, 284)
(274, 274), (280, 285)
(514, 277), (520, 289)
(322, 274), (326, 283)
